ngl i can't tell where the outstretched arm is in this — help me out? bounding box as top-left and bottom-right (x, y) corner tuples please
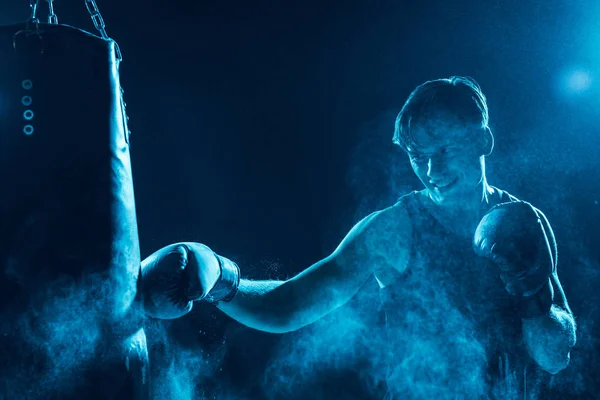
(218, 205), (411, 333)
(217, 256), (367, 334)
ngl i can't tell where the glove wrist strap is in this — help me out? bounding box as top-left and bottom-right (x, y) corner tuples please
(206, 254), (240, 304)
(517, 278), (553, 319)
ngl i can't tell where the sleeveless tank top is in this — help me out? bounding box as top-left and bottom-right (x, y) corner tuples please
(380, 188), (546, 400)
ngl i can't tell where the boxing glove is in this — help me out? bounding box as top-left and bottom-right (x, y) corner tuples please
(473, 201), (555, 317)
(140, 242), (240, 319)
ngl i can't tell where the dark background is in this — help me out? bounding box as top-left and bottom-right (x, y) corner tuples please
(1, 1), (599, 399)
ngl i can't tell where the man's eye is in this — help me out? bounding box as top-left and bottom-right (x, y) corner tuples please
(440, 147), (459, 158)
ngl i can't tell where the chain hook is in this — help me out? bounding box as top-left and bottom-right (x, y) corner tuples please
(15, 0), (44, 53)
(28, 0), (40, 24)
(47, 0), (58, 24)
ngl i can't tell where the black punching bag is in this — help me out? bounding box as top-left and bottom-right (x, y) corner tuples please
(0, 23), (148, 399)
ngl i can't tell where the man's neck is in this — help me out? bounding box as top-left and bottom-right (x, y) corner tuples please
(425, 181), (495, 236)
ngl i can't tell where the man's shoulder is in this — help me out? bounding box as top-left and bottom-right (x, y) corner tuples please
(490, 186), (546, 213)
(363, 199), (414, 284)
(371, 194), (416, 227)
(489, 186), (545, 215)
(490, 186), (520, 204)
(356, 199), (413, 254)
(395, 190), (421, 206)
(346, 195), (413, 245)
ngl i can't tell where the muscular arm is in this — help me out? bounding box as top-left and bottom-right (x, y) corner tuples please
(217, 254), (369, 334)
(521, 210), (576, 374)
(522, 273), (576, 374)
(218, 205), (411, 334)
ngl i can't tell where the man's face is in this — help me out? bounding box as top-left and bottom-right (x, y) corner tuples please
(406, 113), (486, 207)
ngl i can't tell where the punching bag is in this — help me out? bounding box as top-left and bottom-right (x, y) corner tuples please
(0, 22), (148, 399)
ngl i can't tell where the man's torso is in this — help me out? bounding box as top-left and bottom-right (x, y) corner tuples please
(374, 188), (546, 400)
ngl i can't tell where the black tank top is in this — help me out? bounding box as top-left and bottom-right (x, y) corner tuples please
(380, 188), (546, 400)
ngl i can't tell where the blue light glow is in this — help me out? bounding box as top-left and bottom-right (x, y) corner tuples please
(558, 68), (593, 96)
(566, 70), (592, 93)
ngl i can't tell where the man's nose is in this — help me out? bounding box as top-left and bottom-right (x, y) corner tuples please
(427, 155), (447, 178)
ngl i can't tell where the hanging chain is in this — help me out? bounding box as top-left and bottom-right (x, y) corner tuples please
(27, 0), (57, 25)
(84, 0), (121, 61)
(25, 0), (118, 60)
(84, 0), (128, 139)
(85, 0), (108, 39)
(47, 0), (58, 24)
(28, 0), (40, 23)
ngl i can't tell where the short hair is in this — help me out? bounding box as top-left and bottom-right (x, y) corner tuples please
(392, 76), (489, 151)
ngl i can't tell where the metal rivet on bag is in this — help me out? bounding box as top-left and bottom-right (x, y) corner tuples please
(23, 110), (34, 120)
(23, 125), (34, 135)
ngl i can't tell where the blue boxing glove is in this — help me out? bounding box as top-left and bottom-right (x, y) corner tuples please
(473, 201), (555, 317)
(140, 242), (240, 319)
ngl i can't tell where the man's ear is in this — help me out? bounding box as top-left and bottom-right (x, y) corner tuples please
(481, 126), (494, 156)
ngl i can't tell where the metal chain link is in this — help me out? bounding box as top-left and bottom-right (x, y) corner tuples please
(83, 1), (129, 139)
(25, 0), (118, 60)
(28, 0), (40, 23)
(85, 0), (108, 39)
(47, 0), (58, 24)
(84, 0), (121, 61)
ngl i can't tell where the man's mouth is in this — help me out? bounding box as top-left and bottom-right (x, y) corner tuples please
(431, 177), (458, 190)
